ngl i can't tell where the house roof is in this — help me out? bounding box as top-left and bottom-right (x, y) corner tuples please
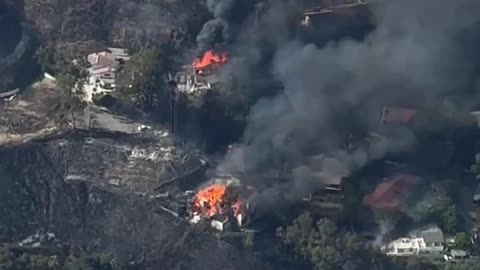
(363, 175), (420, 210)
(409, 226), (444, 242)
(450, 249), (467, 257)
(107, 47), (129, 57)
(391, 238), (415, 249)
(381, 107), (417, 125)
(88, 52), (122, 70)
(421, 228), (444, 243)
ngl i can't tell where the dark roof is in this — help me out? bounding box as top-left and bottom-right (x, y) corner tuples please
(422, 229), (444, 243)
(211, 214), (229, 223)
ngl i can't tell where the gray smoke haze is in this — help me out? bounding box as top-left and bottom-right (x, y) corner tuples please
(112, 1), (198, 48)
(218, 0), (480, 206)
(206, 0), (235, 18)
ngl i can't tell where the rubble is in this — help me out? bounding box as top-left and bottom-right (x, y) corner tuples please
(57, 134), (208, 195)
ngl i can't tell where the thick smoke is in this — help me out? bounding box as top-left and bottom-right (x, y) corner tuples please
(196, 0), (255, 53)
(217, 0), (480, 206)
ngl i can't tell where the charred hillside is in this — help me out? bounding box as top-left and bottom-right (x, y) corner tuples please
(3, 0), (480, 269)
(0, 130), (296, 270)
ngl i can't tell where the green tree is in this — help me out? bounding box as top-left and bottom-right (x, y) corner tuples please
(277, 212), (385, 270)
(118, 45), (173, 111)
(56, 62), (88, 129)
(441, 205), (459, 235)
(65, 253), (123, 270)
(35, 43), (56, 74)
(444, 257), (480, 270)
(453, 232), (472, 250)
(420, 196), (459, 235)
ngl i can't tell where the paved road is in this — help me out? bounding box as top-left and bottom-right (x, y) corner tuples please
(84, 106), (142, 134)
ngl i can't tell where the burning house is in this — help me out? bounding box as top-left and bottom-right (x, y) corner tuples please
(188, 180), (253, 231)
(154, 173), (254, 232)
(193, 50), (228, 76)
(293, 154), (349, 217)
(171, 50), (228, 95)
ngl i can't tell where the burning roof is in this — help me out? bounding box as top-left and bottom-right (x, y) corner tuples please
(193, 50), (228, 74)
(192, 184), (228, 218)
(189, 182), (251, 230)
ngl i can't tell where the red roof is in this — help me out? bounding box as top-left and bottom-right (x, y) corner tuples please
(363, 175), (419, 210)
(381, 107), (417, 125)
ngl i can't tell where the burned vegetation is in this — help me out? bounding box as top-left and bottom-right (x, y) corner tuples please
(3, 0), (480, 270)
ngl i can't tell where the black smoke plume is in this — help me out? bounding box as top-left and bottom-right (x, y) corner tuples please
(196, 0), (255, 53)
(216, 0), (480, 207)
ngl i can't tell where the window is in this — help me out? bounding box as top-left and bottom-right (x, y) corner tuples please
(397, 249), (404, 253)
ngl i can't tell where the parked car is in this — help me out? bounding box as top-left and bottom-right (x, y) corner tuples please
(444, 249), (468, 262)
(138, 125), (152, 132)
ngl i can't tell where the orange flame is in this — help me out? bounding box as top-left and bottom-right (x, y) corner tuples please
(193, 50), (228, 71)
(193, 184), (227, 218)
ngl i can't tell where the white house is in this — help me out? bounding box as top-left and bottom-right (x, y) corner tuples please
(171, 66), (212, 95)
(83, 48), (130, 102)
(384, 227), (445, 258)
(384, 238), (417, 257)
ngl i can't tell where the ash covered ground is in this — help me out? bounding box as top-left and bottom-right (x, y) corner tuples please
(2, 0), (480, 269)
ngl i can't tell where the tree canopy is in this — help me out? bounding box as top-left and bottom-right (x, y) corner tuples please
(277, 212), (394, 270)
(117, 46), (173, 111)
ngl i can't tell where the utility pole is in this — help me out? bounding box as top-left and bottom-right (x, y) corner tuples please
(168, 80), (177, 134)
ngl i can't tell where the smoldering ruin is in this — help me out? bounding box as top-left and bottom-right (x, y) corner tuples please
(3, 0), (480, 269)
(156, 0), (480, 234)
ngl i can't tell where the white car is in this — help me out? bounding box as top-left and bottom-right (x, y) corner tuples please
(138, 125), (152, 132)
(4, 94), (16, 101)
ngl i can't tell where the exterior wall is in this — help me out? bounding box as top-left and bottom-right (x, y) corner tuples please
(385, 237), (444, 258)
(90, 66), (111, 75)
(211, 220), (227, 231)
(418, 243), (444, 257)
(385, 238), (417, 256)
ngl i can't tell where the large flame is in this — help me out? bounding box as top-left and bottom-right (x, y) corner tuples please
(190, 182), (251, 229)
(192, 184), (227, 217)
(193, 50), (228, 71)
